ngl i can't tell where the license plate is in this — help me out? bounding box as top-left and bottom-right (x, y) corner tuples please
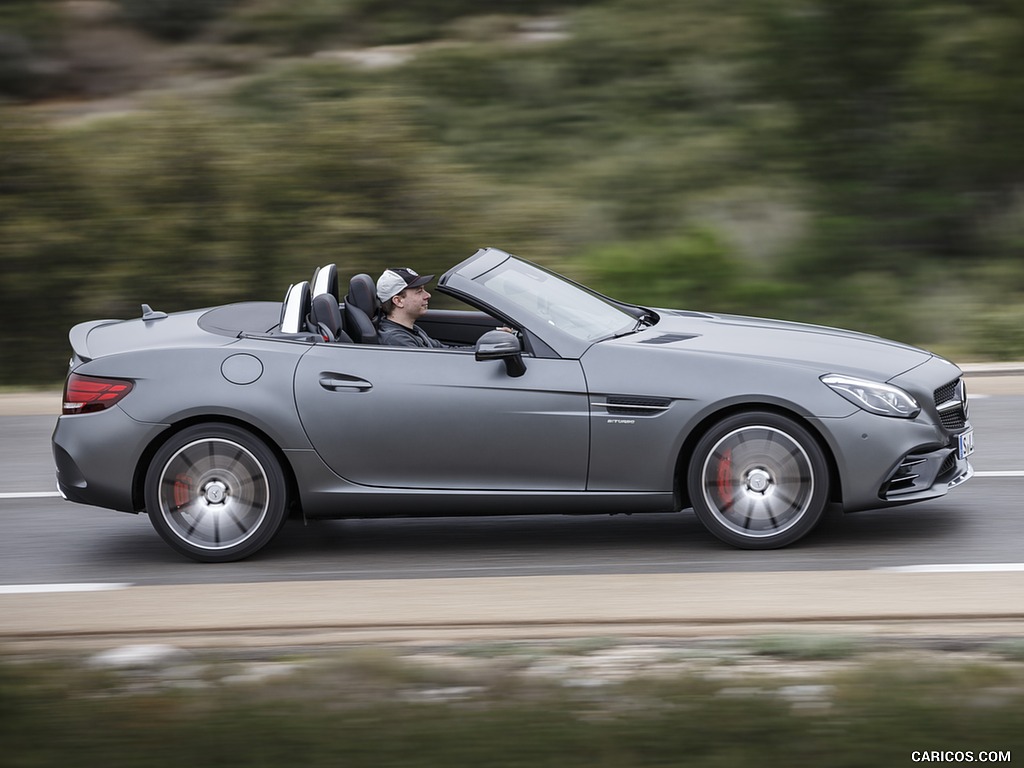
(957, 429), (975, 460)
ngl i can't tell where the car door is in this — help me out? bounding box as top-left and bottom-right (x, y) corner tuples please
(294, 344), (590, 490)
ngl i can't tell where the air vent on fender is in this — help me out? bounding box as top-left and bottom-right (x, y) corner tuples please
(638, 333), (699, 345)
(598, 395), (672, 416)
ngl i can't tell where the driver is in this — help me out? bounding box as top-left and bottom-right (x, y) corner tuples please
(376, 268), (448, 348)
(375, 267), (515, 348)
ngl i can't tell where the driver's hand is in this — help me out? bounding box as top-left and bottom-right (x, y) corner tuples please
(496, 326), (516, 334)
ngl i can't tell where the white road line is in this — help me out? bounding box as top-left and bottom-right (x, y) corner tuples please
(974, 470), (1024, 478)
(877, 564), (1024, 573)
(0, 583), (131, 595)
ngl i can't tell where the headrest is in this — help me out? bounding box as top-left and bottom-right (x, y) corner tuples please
(280, 281), (311, 334)
(311, 263), (339, 300)
(348, 274), (378, 318)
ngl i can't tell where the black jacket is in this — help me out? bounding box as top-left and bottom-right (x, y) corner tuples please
(377, 318), (450, 349)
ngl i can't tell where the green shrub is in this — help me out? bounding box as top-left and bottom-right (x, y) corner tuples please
(0, 2), (65, 99)
(752, 634), (865, 661)
(577, 229), (743, 311)
(0, 31), (37, 97)
(3, 653), (1024, 767)
(221, 0), (361, 53)
(0, 110), (101, 383)
(968, 304), (1024, 361)
(116, 0), (239, 40)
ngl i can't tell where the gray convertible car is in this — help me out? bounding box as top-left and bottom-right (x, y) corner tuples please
(53, 247), (974, 562)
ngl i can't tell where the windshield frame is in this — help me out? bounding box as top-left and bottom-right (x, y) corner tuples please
(439, 248), (652, 359)
(474, 258), (639, 342)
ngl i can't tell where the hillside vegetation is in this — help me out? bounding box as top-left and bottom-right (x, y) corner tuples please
(2, 0), (1023, 383)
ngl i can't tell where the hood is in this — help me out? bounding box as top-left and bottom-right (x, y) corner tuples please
(615, 309), (932, 381)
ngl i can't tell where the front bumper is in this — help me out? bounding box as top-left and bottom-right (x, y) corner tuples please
(812, 408), (974, 513)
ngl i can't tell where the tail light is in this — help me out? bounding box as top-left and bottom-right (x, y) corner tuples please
(63, 374), (134, 415)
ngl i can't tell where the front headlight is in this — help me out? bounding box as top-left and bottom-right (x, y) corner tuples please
(821, 374), (920, 418)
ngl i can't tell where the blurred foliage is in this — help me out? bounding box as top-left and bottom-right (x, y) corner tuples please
(578, 229), (745, 313)
(0, 1), (64, 98)
(2, 653), (1024, 767)
(114, 0), (242, 40)
(750, 0), (1024, 270)
(1, 0), (1024, 383)
(0, 112), (100, 383)
(223, 0), (598, 52)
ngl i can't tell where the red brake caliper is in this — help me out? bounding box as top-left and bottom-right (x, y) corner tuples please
(716, 448), (734, 508)
(173, 473), (193, 509)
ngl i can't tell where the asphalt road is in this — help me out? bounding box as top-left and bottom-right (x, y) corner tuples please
(1, 377), (1021, 649)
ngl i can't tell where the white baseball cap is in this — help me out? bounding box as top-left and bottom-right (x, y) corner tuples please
(376, 268), (434, 303)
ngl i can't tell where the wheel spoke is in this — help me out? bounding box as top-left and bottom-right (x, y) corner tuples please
(226, 509), (249, 533)
(718, 493), (739, 514)
(771, 488), (801, 511)
(741, 502), (754, 529)
(784, 446), (803, 462)
(223, 448), (247, 478)
(185, 506), (208, 537)
(178, 448), (201, 471)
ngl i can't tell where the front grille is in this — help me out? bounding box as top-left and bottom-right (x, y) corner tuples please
(934, 380), (957, 405)
(934, 378), (967, 430)
(939, 410), (966, 430)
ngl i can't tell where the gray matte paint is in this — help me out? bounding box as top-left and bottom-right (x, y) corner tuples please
(52, 248), (974, 555)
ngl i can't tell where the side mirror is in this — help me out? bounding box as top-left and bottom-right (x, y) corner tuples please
(475, 330), (526, 378)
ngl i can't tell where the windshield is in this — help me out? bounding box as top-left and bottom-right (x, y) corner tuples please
(475, 259), (637, 342)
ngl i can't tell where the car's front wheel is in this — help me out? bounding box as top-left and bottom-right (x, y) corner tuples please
(688, 412), (830, 549)
(144, 424), (289, 562)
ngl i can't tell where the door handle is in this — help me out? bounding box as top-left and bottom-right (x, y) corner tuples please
(319, 374), (373, 392)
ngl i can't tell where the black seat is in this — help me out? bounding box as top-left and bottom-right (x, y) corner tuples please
(344, 273), (380, 344)
(309, 293), (352, 343)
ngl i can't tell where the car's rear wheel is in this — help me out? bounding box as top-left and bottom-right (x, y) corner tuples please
(145, 424), (289, 562)
(688, 411), (829, 549)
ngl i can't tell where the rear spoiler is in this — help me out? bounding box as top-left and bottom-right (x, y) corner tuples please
(68, 319), (120, 364)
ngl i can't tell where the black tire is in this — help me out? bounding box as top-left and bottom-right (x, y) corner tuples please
(144, 424), (289, 562)
(687, 411), (830, 549)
